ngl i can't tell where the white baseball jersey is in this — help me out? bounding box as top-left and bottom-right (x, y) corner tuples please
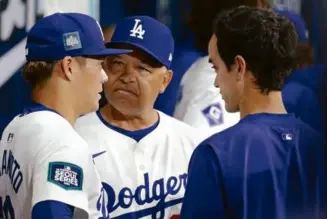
(0, 110), (108, 219)
(174, 56), (240, 136)
(74, 111), (207, 219)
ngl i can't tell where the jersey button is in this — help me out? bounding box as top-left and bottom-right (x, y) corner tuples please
(139, 165), (145, 171)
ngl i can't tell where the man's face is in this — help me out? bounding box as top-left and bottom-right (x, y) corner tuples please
(103, 46), (172, 116)
(74, 57), (107, 114)
(208, 35), (242, 113)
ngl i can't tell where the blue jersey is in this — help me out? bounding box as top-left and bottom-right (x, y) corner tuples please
(181, 113), (326, 219)
(282, 65), (326, 134)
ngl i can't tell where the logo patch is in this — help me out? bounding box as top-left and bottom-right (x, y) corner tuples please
(62, 31), (82, 51)
(130, 19), (145, 39)
(202, 103), (224, 126)
(48, 162), (83, 190)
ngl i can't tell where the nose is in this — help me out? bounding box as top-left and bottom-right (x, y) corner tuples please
(120, 64), (137, 83)
(214, 74), (220, 88)
(100, 68), (108, 84)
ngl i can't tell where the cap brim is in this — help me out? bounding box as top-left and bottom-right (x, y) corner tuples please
(84, 48), (132, 56)
(106, 41), (166, 67)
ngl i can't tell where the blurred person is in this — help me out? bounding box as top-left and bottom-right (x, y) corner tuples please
(0, 12), (131, 219)
(173, 0), (271, 135)
(181, 6), (325, 219)
(75, 16), (207, 218)
(275, 6), (326, 134)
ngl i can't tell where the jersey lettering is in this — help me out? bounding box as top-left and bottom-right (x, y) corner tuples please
(0, 195), (15, 219)
(130, 19), (145, 39)
(97, 187), (109, 219)
(0, 150), (23, 193)
(102, 173), (187, 218)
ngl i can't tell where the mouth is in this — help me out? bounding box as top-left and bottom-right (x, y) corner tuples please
(114, 88), (138, 96)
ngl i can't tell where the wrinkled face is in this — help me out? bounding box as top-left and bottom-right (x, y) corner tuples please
(103, 46), (172, 116)
(208, 35), (243, 113)
(72, 57), (107, 114)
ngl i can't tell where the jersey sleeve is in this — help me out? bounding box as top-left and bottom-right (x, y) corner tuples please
(180, 143), (227, 219)
(175, 92), (239, 133)
(31, 143), (93, 216)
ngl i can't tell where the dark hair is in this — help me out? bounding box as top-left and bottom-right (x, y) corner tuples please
(292, 42), (314, 71)
(213, 6), (298, 93)
(188, 0), (271, 53)
(22, 61), (57, 89)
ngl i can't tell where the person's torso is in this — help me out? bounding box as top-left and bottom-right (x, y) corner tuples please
(75, 111), (205, 218)
(174, 56), (240, 134)
(208, 113), (325, 219)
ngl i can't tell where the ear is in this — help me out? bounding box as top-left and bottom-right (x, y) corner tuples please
(61, 56), (74, 81)
(234, 55), (246, 81)
(159, 69), (173, 94)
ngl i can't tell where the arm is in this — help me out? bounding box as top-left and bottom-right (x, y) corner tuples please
(31, 144), (98, 218)
(32, 200), (74, 219)
(180, 144), (227, 219)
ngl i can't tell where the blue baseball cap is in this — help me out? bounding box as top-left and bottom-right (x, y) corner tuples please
(26, 12), (131, 61)
(274, 6), (308, 41)
(106, 16), (174, 68)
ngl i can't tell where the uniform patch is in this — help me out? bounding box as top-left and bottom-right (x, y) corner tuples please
(47, 162), (83, 190)
(62, 31), (82, 51)
(202, 103), (224, 126)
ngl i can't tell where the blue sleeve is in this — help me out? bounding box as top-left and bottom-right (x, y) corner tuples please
(296, 89), (323, 133)
(283, 83), (323, 133)
(180, 144), (227, 219)
(32, 200), (74, 219)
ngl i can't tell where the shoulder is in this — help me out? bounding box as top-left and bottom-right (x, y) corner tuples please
(183, 56), (213, 83)
(203, 120), (265, 151)
(2, 111), (88, 157)
(158, 111), (210, 143)
(75, 112), (99, 128)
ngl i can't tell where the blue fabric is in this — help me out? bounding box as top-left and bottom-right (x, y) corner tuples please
(99, 0), (125, 26)
(154, 45), (203, 115)
(181, 113), (326, 219)
(107, 16), (174, 68)
(282, 65), (327, 134)
(32, 200), (74, 219)
(26, 13), (131, 61)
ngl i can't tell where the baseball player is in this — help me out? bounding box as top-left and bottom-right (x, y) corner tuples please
(172, 0), (272, 134)
(75, 16), (207, 219)
(0, 13), (130, 219)
(181, 6), (326, 219)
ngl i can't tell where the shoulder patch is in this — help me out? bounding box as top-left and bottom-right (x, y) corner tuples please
(47, 162), (83, 190)
(202, 103), (224, 126)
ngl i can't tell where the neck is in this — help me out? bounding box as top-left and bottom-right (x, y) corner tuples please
(239, 90), (287, 119)
(101, 104), (158, 131)
(32, 88), (77, 126)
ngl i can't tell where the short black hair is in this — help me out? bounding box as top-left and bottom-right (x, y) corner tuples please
(213, 6), (298, 93)
(188, 0), (271, 53)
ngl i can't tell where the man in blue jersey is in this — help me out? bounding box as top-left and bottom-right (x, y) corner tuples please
(181, 6), (326, 219)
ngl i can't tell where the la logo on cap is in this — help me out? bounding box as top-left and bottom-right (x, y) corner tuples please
(63, 31), (82, 51)
(130, 19), (145, 39)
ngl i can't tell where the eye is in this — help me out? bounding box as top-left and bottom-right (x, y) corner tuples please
(138, 65), (151, 73)
(112, 60), (124, 66)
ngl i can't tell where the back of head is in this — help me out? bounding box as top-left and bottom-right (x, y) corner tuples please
(188, 0), (271, 53)
(213, 6), (298, 93)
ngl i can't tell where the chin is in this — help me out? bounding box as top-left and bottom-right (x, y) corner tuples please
(225, 104), (238, 113)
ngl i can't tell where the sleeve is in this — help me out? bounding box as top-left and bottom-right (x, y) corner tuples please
(295, 89), (323, 133)
(32, 200), (74, 219)
(180, 144), (227, 219)
(177, 92), (239, 133)
(31, 142), (95, 217)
